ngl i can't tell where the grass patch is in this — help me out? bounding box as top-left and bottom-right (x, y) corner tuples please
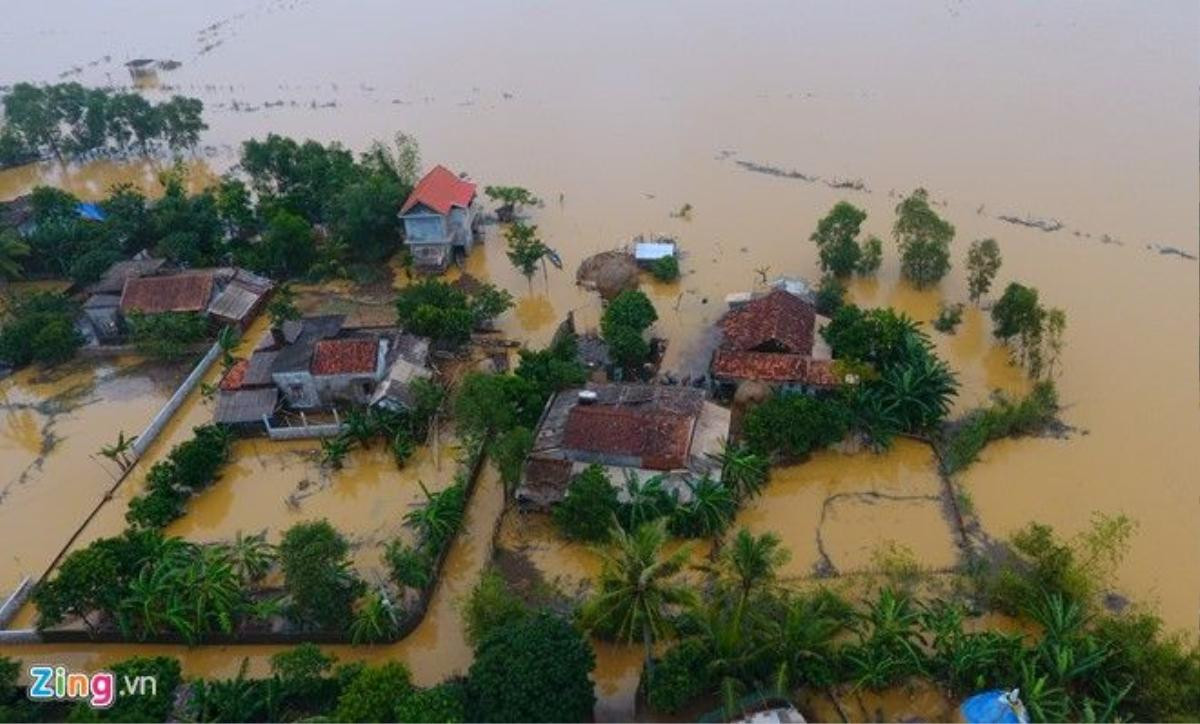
(940, 381), (1059, 474)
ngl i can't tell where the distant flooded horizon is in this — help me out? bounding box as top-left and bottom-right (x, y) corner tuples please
(1, 1), (1197, 716)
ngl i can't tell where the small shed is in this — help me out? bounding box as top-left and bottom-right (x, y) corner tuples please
(82, 294), (123, 345)
(214, 387), (279, 429)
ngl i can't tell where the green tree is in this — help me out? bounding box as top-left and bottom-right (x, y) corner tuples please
(214, 177), (258, 243)
(349, 591), (399, 644)
(991, 282), (1042, 340)
(0, 291), (82, 367)
(394, 279), (477, 345)
(553, 464), (620, 542)
(966, 238), (1002, 303)
(504, 220), (548, 285)
(893, 188), (954, 287)
(334, 172), (403, 262)
(266, 283), (300, 327)
(334, 662), (413, 722)
(741, 393), (849, 459)
(602, 289), (658, 334)
(581, 518), (694, 667)
(811, 201), (867, 278)
(708, 441), (769, 501)
(857, 234), (884, 276)
(485, 185), (541, 217)
(396, 681), (468, 723)
(126, 311), (209, 359)
(0, 230), (30, 279)
(717, 528), (791, 605)
(278, 520), (364, 630)
(491, 425), (534, 493)
(454, 372), (542, 438)
(257, 210), (318, 279)
(466, 611), (596, 723)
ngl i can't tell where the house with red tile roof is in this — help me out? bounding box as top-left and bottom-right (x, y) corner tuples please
(399, 165), (479, 272)
(709, 286), (841, 393)
(515, 383), (731, 510)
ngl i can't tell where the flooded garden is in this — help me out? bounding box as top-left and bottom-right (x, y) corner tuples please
(1, 1), (1197, 721)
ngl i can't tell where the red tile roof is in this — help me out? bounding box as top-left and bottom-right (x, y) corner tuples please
(711, 350), (841, 386)
(562, 404), (695, 470)
(718, 289), (816, 356)
(219, 358), (250, 391)
(120, 272), (214, 314)
(310, 338), (379, 376)
(399, 165), (476, 215)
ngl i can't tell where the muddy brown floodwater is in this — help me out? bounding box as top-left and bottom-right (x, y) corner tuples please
(1, 1), (1197, 719)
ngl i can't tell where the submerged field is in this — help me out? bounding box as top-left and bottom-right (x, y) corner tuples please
(1, 1), (1197, 719)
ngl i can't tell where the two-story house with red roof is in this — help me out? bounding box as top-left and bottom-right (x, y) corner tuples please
(398, 165), (479, 272)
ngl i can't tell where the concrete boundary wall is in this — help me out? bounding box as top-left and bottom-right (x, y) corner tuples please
(0, 577), (32, 630)
(131, 341), (222, 458)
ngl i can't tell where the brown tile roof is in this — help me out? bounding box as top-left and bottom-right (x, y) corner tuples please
(562, 404), (695, 470)
(120, 272), (214, 314)
(219, 359), (250, 391)
(310, 337), (379, 376)
(718, 289), (816, 355)
(711, 350), (842, 386)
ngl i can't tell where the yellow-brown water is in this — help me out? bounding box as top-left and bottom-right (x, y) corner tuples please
(1, 2), (1197, 719)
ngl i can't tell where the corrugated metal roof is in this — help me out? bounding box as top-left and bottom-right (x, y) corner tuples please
(214, 387), (277, 424)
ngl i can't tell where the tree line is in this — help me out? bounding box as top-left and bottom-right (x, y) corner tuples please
(0, 82), (205, 167)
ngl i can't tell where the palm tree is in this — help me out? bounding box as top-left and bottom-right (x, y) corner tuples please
(343, 408), (377, 449)
(99, 430), (139, 471)
(669, 475), (736, 539)
(708, 440), (769, 500)
(718, 528), (791, 606)
(404, 479), (466, 550)
(216, 325), (240, 371)
(581, 518), (695, 668)
(226, 531), (275, 584)
(0, 230), (30, 281)
(618, 472), (671, 531)
(320, 435), (352, 469)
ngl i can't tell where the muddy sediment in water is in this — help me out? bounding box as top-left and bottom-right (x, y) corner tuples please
(1, 3), (1197, 719)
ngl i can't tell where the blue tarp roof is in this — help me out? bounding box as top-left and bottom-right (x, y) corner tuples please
(76, 203), (106, 222)
(962, 690), (1029, 724)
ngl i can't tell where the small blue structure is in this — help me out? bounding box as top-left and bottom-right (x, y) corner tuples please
(76, 203), (106, 222)
(962, 689), (1029, 724)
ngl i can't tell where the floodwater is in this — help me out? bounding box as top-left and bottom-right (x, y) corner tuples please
(2, 0), (1197, 719)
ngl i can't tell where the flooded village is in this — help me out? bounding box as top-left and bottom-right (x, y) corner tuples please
(0, 2), (1198, 722)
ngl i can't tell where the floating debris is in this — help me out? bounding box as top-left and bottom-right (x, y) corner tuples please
(996, 214), (1064, 232)
(824, 177), (867, 192)
(1147, 244), (1197, 260)
(735, 159), (818, 182)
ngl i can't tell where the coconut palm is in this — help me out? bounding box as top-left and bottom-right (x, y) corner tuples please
(99, 430), (139, 471)
(0, 230), (30, 280)
(669, 475), (736, 539)
(216, 325), (240, 370)
(580, 518), (695, 668)
(343, 407), (377, 449)
(404, 479), (466, 550)
(717, 528), (791, 605)
(708, 440), (769, 500)
(226, 531), (275, 584)
(617, 472), (672, 531)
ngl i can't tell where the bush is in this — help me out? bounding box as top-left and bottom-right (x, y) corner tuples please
(279, 520), (365, 630)
(396, 279), (511, 345)
(490, 426), (534, 492)
(649, 254), (680, 282)
(125, 425), (231, 530)
(1091, 612), (1200, 721)
(932, 302), (963, 334)
(127, 311), (209, 359)
(603, 322), (651, 369)
(814, 275), (846, 316)
(466, 611), (596, 723)
(0, 292), (82, 367)
(67, 656), (181, 723)
(646, 639), (712, 713)
(334, 662), (413, 722)
(741, 393), (849, 459)
(940, 381), (1058, 474)
(463, 568), (528, 646)
(385, 541), (432, 589)
(601, 289), (657, 334)
(396, 680), (468, 723)
(553, 464), (619, 542)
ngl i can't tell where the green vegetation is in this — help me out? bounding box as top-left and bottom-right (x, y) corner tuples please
(811, 201), (874, 278)
(504, 220), (550, 286)
(966, 237), (1003, 303)
(125, 424), (232, 530)
(893, 188), (954, 287)
(649, 253), (680, 281)
(466, 611), (596, 722)
(395, 278), (512, 346)
(0, 291), (83, 367)
(741, 393), (849, 460)
(932, 301), (964, 334)
(70, 656), (183, 722)
(463, 567), (529, 646)
(126, 310), (210, 359)
(1, 82), (205, 164)
(940, 381), (1059, 474)
(553, 464), (621, 542)
(0, 230), (30, 280)
(992, 282), (1067, 378)
(485, 185), (541, 217)
(334, 661), (412, 721)
(278, 519), (365, 631)
(814, 274), (847, 315)
(600, 288), (658, 370)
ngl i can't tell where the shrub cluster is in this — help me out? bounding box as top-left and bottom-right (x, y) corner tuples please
(125, 424), (232, 530)
(0, 291), (82, 367)
(940, 381), (1059, 474)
